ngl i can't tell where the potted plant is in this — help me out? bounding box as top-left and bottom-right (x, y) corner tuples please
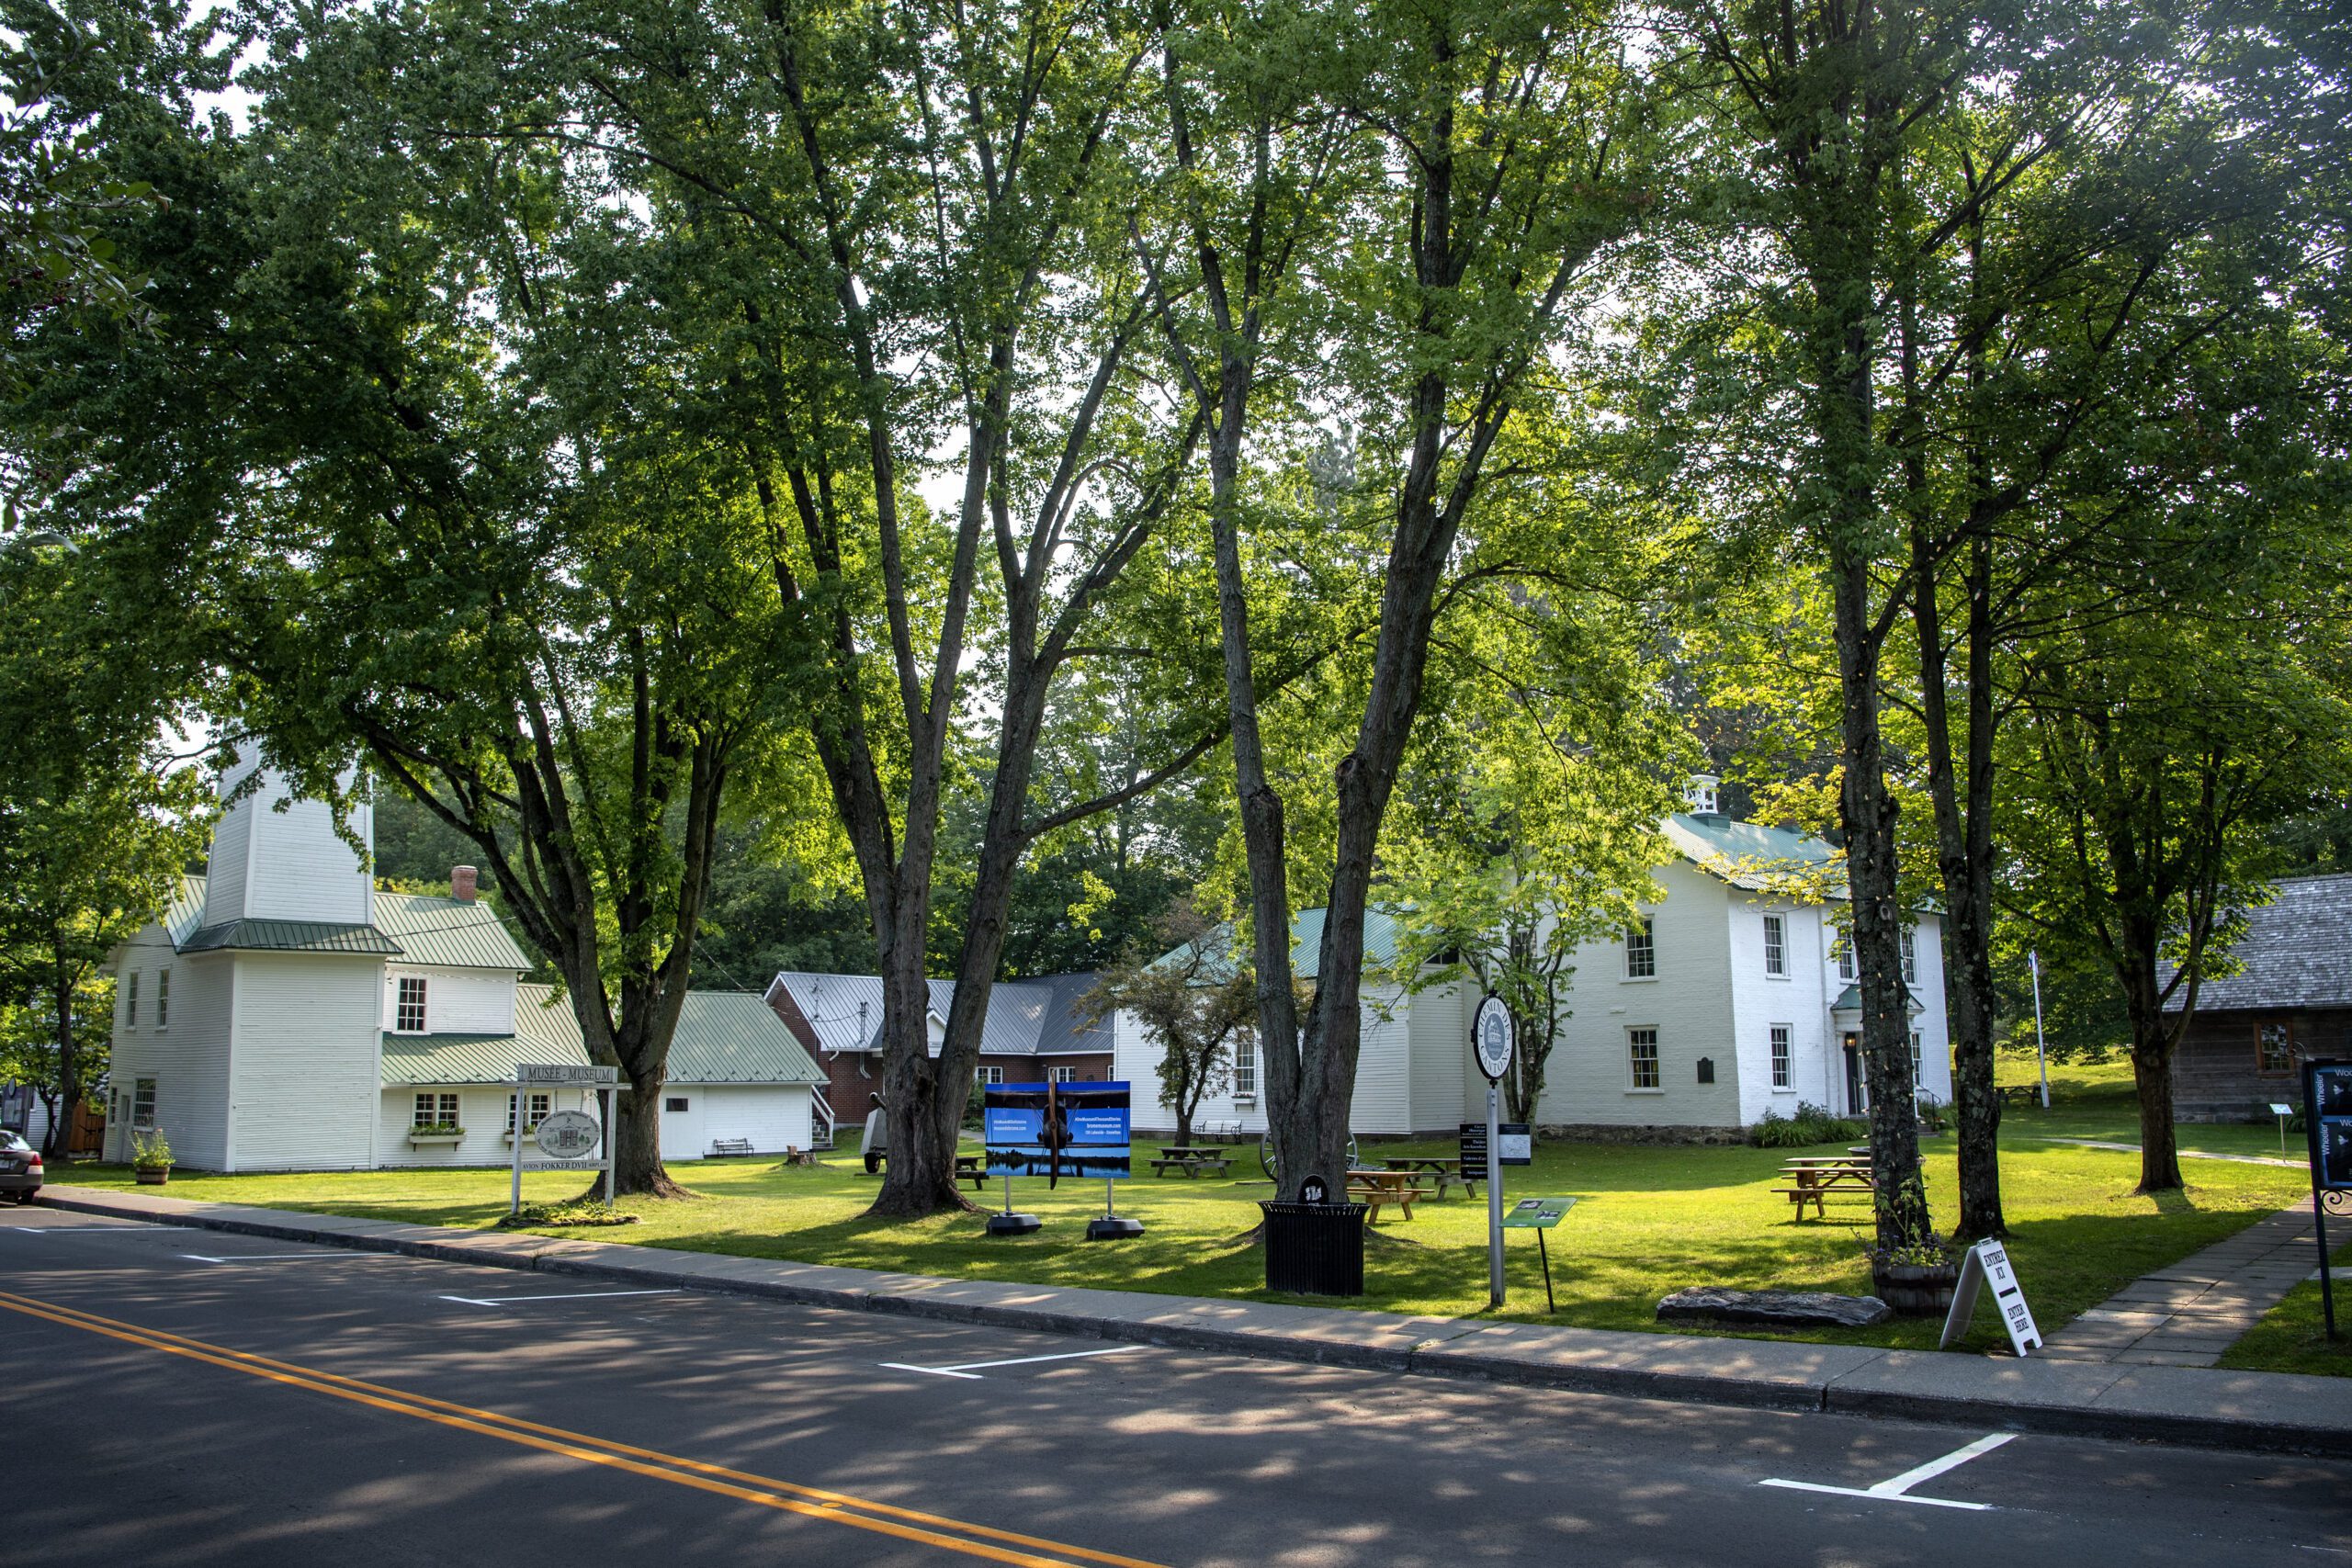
(1868, 1176), (1957, 1315)
(407, 1122), (466, 1147)
(131, 1127), (173, 1185)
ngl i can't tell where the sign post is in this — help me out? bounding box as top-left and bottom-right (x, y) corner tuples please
(1939, 1238), (2042, 1356)
(2302, 1059), (2352, 1340)
(1501, 1196), (1577, 1313)
(1472, 995), (1516, 1308)
(2272, 1102), (2295, 1157)
(508, 1063), (621, 1214)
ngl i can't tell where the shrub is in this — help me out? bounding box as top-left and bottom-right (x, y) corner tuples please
(130, 1127), (173, 1169)
(1750, 1103), (1868, 1147)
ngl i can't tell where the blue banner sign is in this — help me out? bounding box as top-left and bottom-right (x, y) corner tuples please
(984, 1080), (1132, 1185)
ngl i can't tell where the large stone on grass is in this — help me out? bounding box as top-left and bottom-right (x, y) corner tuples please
(1657, 1286), (1892, 1330)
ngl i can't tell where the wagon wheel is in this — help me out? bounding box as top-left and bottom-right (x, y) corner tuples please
(1258, 1131), (1358, 1181)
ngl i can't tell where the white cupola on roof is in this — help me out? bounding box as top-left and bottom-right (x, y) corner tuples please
(1686, 773), (1721, 815)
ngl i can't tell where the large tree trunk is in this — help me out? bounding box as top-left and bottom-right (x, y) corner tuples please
(2131, 1040), (2185, 1193)
(613, 1067), (683, 1199)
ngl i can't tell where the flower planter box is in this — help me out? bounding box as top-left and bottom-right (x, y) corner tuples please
(134, 1166), (171, 1186)
(407, 1133), (465, 1148)
(1872, 1259), (1959, 1317)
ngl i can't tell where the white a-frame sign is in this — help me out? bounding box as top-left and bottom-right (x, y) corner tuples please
(1939, 1238), (2043, 1356)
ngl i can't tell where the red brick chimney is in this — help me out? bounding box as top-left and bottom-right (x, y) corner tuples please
(451, 864), (479, 903)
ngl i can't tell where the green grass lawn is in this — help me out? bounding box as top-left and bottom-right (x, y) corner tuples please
(55, 1111), (2307, 1359)
(1994, 1046), (2305, 1162)
(2220, 1244), (2352, 1379)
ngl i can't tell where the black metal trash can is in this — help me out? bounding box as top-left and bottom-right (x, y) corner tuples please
(1260, 1200), (1368, 1296)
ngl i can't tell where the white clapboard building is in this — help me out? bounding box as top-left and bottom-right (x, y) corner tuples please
(100, 761), (822, 1171)
(1119, 777), (1951, 1141)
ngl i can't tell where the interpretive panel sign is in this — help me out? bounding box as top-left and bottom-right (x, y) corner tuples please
(984, 1080), (1131, 1185)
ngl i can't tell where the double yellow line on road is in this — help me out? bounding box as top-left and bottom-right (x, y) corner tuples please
(0, 1288), (1164, 1568)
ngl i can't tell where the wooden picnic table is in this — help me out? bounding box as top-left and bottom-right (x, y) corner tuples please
(1150, 1145), (1235, 1179)
(955, 1153), (991, 1190)
(1380, 1156), (1477, 1198)
(1347, 1167), (1429, 1223)
(1774, 1154), (1921, 1218)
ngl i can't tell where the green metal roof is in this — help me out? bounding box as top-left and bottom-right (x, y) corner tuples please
(381, 983), (822, 1086)
(1663, 812), (1844, 897)
(1829, 983), (1924, 1016)
(375, 890), (530, 972)
(1153, 906), (1404, 982)
(179, 919), (404, 956)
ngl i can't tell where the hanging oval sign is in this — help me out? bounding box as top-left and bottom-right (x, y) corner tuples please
(1473, 995), (1516, 1083)
(535, 1109), (602, 1159)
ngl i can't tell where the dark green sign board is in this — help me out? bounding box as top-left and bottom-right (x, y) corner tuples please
(1502, 1196), (1576, 1229)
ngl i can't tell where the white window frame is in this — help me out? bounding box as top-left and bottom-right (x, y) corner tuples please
(395, 975), (428, 1033)
(1049, 1065), (1077, 1085)
(1626, 1026), (1661, 1092)
(125, 971), (139, 1028)
(1623, 917), (1657, 980)
(132, 1077), (157, 1128)
(1770, 1024), (1792, 1090)
(156, 966), (170, 1029)
(1909, 1032), (1923, 1084)
(1762, 915), (1786, 977)
(412, 1091), (458, 1130)
(507, 1090), (551, 1133)
(1231, 1042), (1257, 1101)
(1832, 932), (1855, 981)
(1901, 927), (1918, 985)
(976, 1065), (1004, 1087)
(664, 1094), (691, 1112)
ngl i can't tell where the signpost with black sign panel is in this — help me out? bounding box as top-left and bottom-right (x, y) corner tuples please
(2304, 1059), (2352, 1340)
(509, 1063), (621, 1214)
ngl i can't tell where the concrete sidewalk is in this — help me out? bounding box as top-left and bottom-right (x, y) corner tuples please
(2040, 1199), (2327, 1367)
(32, 1184), (2352, 1457)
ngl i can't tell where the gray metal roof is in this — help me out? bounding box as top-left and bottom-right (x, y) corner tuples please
(179, 919), (404, 956)
(382, 982), (822, 1086)
(1152, 907), (1405, 982)
(1663, 813), (1844, 896)
(2164, 873), (2352, 1011)
(765, 970), (1114, 1057)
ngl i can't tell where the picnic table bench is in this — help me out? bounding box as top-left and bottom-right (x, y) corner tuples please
(1347, 1167), (1433, 1223)
(955, 1153), (990, 1190)
(708, 1137), (753, 1157)
(1150, 1145), (1234, 1179)
(1773, 1154), (1922, 1218)
(1379, 1156), (1477, 1199)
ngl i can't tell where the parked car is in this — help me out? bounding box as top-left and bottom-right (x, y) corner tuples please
(0, 1129), (42, 1202)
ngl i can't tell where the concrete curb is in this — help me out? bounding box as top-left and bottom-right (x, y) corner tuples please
(33, 1187), (2352, 1458)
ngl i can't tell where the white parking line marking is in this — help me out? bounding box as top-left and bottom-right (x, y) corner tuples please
(1760, 1432), (2016, 1511)
(879, 1345), (1145, 1380)
(439, 1289), (682, 1306)
(181, 1252), (352, 1263)
(10, 1225), (158, 1234)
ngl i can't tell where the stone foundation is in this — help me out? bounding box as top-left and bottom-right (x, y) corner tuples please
(1536, 1122), (1747, 1147)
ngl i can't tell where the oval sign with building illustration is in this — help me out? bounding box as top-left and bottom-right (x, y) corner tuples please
(535, 1109), (602, 1160)
(1473, 995), (1515, 1083)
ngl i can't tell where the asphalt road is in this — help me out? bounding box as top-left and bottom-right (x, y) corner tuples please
(4, 1208), (2346, 1568)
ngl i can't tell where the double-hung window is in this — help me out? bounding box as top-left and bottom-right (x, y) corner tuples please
(1627, 1027), (1661, 1090)
(125, 972), (139, 1027)
(1832, 934), (1855, 981)
(976, 1065), (1004, 1087)
(156, 967), (170, 1029)
(1762, 915), (1786, 976)
(1908, 1032), (1924, 1083)
(132, 1077), (157, 1128)
(1624, 918), (1657, 979)
(2259, 1021), (2294, 1075)
(1049, 1066), (1077, 1084)
(1770, 1025), (1792, 1090)
(507, 1091), (551, 1133)
(395, 975), (428, 1032)
(1231, 1043), (1257, 1100)
(1900, 928), (1918, 985)
(413, 1091), (459, 1130)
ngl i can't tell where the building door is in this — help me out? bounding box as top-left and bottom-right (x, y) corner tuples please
(1842, 1032), (1867, 1115)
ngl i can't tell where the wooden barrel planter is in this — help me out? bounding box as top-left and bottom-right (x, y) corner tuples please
(134, 1165), (171, 1186)
(1872, 1258), (1959, 1316)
